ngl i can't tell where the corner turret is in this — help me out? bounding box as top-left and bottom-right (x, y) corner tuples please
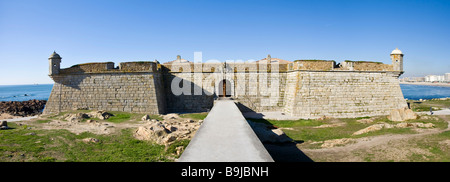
(390, 48), (403, 72)
(49, 51), (61, 75)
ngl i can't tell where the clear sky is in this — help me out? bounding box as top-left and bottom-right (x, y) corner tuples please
(0, 0), (449, 85)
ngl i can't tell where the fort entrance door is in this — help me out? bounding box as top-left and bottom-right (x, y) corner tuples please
(219, 79), (231, 97)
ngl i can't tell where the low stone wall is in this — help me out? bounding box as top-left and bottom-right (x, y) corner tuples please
(290, 60), (336, 71)
(60, 62), (115, 74)
(118, 62), (158, 72)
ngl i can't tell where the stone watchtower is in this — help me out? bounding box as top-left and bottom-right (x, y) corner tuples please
(48, 51), (62, 75)
(390, 48), (403, 72)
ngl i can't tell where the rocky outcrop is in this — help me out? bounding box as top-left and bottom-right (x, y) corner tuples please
(0, 121), (8, 130)
(86, 110), (112, 120)
(82, 138), (100, 143)
(0, 100), (47, 117)
(134, 118), (201, 145)
(387, 107), (418, 121)
(63, 111), (112, 122)
(352, 122), (435, 135)
(64, 113), (89, 122)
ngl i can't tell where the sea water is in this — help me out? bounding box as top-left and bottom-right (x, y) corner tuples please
(400, 84), (450, 100)
(0, 83), (449, 102)
(0, 84), (53, 101)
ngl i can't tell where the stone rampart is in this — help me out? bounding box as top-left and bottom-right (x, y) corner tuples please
(44, 64), (165, 114)
(45, 55), (407, 119)
(283, 71), (407, 118)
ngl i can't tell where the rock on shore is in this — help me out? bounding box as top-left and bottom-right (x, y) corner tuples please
(0, 100), (47, 117)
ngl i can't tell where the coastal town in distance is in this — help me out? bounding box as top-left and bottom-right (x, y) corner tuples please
(400, 73), (450, 87)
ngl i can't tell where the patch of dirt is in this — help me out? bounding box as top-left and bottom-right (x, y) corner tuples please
(38, 120), (117, 135)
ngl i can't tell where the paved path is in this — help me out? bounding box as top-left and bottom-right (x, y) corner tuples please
(178, 100), (274, 162)
(417, 108), (450, 115)
(2, 116), (38, 122)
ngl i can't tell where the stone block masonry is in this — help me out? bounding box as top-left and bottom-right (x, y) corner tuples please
(44, 72), (165, 114)
(283, 71), (407, 118)
(44, 49), (407, 119)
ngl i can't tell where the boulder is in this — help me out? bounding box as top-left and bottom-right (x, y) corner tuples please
(387, 107), (418, 122)
(134, 124), (170, 144)
(396, 122), (434, 128)
(163, 113), (180, 120)
(423, 123), (435, 128)
(65, 113), (89, 122)
(141, 114), (150, 121)
(0, 100), (47, 117)
(352, 123), (388, 135)
(82, 138), (100, 143)
(87, 111), (112, 120)
(163, 134), (177, 144)
(0, 121), (8, 130)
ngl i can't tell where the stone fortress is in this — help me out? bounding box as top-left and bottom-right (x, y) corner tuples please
(43, 48), (407, 119)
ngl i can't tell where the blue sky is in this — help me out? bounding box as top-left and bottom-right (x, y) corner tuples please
(0, 0), (449, 85)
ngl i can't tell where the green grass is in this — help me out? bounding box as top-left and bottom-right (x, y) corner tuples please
(179, 112), (208, 120)
(47, 110), (163, 123)
(408, 99), (450, 112)
(104, 111), (139, 123)
(248, 115), (447, 143)
(35, 120), (51, 124)
(166, 139), (190, 157)
(0, 122), (175, 162)
(406, 131), (450, 162)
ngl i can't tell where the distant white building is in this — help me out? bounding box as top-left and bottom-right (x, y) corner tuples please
(425, 75), (445, 82)
(446, 73), (450, 81)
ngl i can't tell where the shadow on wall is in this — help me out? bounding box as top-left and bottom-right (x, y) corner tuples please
(53, 74), (90, 90)
(163, 74), (216, 113)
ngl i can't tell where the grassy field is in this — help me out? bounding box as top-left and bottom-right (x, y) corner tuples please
(0, 111), (190, 162)
(408, 99), (450, 112)
(247, 97), (450, 162)
(0, 122), (174, 162)
(249, 115), (447, 144)
(1, 99), (449, 162)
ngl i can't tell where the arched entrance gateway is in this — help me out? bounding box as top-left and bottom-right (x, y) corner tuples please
(218, 79), (232, 97)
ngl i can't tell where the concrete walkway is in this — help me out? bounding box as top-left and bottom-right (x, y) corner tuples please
(417, 108), (450, 115)
(178, 100), (274, 162)
(3, 116), (38, 122)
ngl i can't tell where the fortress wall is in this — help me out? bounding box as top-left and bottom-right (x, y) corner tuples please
(290, 60), (336, 71)
(163, 69), (288, 113)
(163, 72), (215, 113)
(284, 71), (407, 118)
(233, 72), (287, 112)
(43, 72), (165, 114)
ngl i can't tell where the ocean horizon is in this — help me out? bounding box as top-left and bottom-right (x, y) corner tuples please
(0, 83), (449, 102)
(0, 84), (53, 102)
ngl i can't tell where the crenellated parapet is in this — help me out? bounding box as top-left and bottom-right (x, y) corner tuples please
(51, 61), (161, 78)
